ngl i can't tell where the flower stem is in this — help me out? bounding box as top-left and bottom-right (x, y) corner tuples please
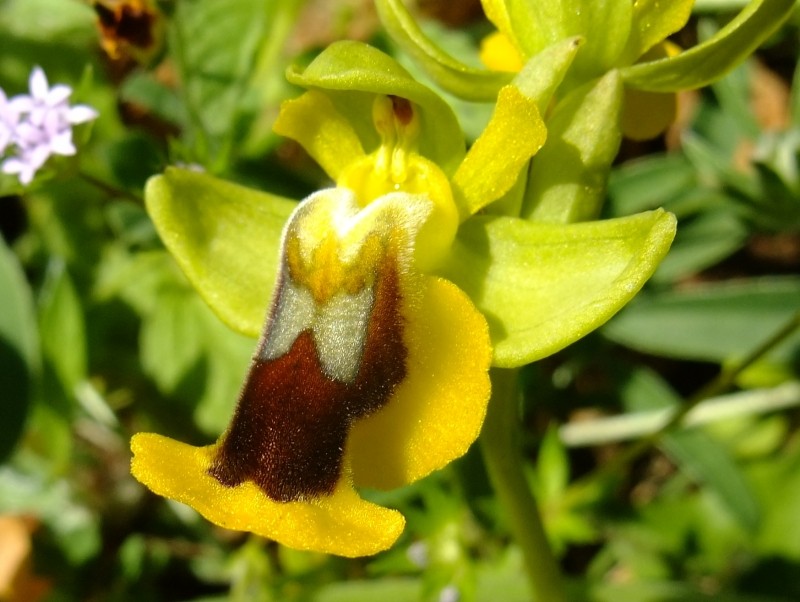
(480, 368), (568, 602)
(78, 171), (143, 205)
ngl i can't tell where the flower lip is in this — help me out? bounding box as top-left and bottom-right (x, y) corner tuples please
(134, 170), (495, 554)
(209, 243), (408, 502)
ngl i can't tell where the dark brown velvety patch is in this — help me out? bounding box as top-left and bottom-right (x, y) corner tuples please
(209, 258), (407, 502)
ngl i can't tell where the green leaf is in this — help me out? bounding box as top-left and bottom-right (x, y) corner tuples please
(522, 71), (624, 223)
(622, 0), (796, 92)
(38, 261), (87, 394)
(0, 0), (95, 41)
(139, 281), (253, 435)
(442, 209), (676, 367)
(140, 287), (207, 396)
(0, 235), (38, 461)
(286, 41), (466, 175)
(171, 0), (268, 166)
(650, 210), (748, 283)
(374, 0), (512, 102)
(608, 153), (699, 216)
(751, 444), (800, 560)
(533, 426), (570, 502)
(145, 168), (296, 338)
(622, 368), (761, 532)
(602, 277), (800, 363)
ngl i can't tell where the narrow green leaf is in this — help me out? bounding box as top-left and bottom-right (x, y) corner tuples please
(286, 41), (466, 175)
(622, 0), (796, 92)
(534, 426), (570, 501)
(622, 368), (761, 532)
(442, 209), (676, 367)
(39, 261), (87, 394)
(650, 210), (748, 283)
(375, 0), (512, 102)
(173, 0), (267, 144)
(522, 71), (624, 223)
(140, 287), (207, 395)
(603, 277), (800, 363)
(140, 283), (253, 435)
(145, 168), (296, 338)
(608, 153), (698, 216)
(0, 235), (39, 461)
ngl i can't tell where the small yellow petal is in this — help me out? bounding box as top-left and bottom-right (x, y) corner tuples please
(274, 90), (366, 180)
(479, 31), (525, 73)
(131, 433), (405, 557)
(452, 85), (546, 217)
(349, 275), (492, 490)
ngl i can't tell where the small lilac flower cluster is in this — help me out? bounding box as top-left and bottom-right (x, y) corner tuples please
(0, 67), (98, 185)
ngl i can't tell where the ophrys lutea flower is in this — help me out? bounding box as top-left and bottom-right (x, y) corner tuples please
(131, 41), (676, 556)
(378, 0), (797, 140)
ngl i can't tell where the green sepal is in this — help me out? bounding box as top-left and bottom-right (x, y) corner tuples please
(522, 71), (624, 223)
(286, 41), (465, 175)
(515, 37), (584, 113)
(441, 209), (676, 368)
(375, 0), (512, 102)
(622, 0), (796, 92)
(145, 168), (297, 338)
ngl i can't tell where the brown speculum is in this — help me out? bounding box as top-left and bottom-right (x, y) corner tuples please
(208, 258), (407, 502)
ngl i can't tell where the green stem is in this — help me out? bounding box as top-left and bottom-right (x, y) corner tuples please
(78, 171), (143, 205)
(480, 368), (568, 602)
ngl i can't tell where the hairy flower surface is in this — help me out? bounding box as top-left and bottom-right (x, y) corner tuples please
(131, 42), (677, 556)
(0, 67), (97, 185)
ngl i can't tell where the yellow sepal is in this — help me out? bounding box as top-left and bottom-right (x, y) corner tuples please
(131, 433), (405, 557)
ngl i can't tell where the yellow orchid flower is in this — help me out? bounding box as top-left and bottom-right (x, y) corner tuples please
(379, 0), (797, 140)
(132, 178), (492, 556)
(131, 41), (675, 557)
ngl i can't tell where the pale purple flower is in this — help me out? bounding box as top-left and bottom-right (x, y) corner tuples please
(0, 66), (98, 185)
